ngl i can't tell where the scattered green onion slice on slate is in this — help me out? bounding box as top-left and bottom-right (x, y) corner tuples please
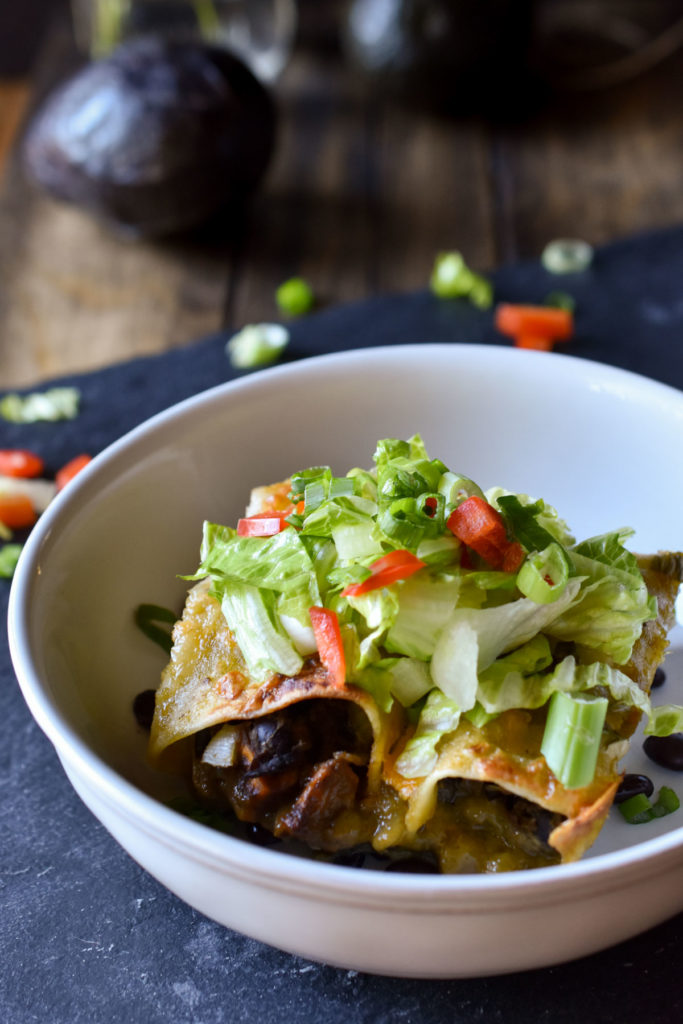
(275, 276), (315, 316)
(429, 251), (493, 309)
(134, 603), (177, 654)
(226, 323), (290, 369)
(0, 386), (81, 423)
(619, 786), (680, 824)
(541, 238), (594, 274)
(541, 690), (608, 789)
(0, 543), (22, 578)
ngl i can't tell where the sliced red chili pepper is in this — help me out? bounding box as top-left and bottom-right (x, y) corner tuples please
(56, 454), (92, 491)
(0, 449), (45, 479)
(502, 541), (525, 573)
(424, 496), (438, 517)
(237, 511), (291, 537)
(447, 496), (508, 562)
(448, 496), (522, 572)
(309, 606), (346, 688)
(342, 549), (426, 598)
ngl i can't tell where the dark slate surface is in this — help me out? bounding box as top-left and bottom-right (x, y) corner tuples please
(2, 226), (683, 1023)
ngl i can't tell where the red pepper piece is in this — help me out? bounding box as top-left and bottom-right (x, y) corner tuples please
(495, 304), (573, 342)
(0, 449), (45, 478)
(0, 492), (37, 529)
(237, 511), (291, 537)
(514, 335), (554, 351)
(447, 495), (523, 572)
(309, 606), (346, 688)
(341, 549), (426, 598)
(56, 454), (92, 491)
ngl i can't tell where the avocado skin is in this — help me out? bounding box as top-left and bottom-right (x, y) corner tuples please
(23, 37), (277, 238)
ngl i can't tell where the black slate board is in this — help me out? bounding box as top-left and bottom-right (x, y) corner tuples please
(2, 226), (683, 1024)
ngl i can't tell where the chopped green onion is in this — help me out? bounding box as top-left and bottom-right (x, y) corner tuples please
(438, 470), (484, 509)
(496, 494), (570, 568)
(469, 275), (494, 310)
(545, 291), (576, 312)
(652, 786), (680, 818)
(0, 543), (22, 578)
(289, 467), (330, 503)
(329, 477), (355, 499)
(304, 478), (327, 512)
(619, 786), (680, 824)
(275, 277), (315, 316)
(429, 251), (493, 309)
(541, 238), (593, 274)
(541, 691), (608, 789)
(517, 542), (569, 604)
(0, 387), (81, 423)
(134, 603), (177, 654)
(618, 792), (653, 824)
(226, 323), (289, 369)
(347, 467), (377, 501)
(645, 703), (683, 736)
(378, 495), (443, 548)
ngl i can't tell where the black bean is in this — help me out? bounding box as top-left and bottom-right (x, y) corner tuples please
(243, 822), (279, 847)
(614, 773), (654, 804)
(332, 851), (366, 869)
(132, 689), (156, 730)
(244, 716), (311, 776)
(384, 856), (440, 874)
(651, 667), (667, 690)
(643, 733), (683, 772)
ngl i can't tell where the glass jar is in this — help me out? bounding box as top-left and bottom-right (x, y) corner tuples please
(71, 0), (298, 81)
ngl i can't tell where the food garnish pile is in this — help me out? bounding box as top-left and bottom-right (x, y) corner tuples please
(145, 436), (683, 873)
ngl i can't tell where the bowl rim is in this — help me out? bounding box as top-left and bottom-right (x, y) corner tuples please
(8, 343), (683, 904)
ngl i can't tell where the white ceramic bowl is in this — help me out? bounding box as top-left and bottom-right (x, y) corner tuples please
(8, 344), (683, 978)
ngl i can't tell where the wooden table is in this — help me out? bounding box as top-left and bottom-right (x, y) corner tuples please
(3, 2), (683, 389)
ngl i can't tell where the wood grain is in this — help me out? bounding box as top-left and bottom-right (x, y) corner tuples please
(491, 52), (683, 262)
(3, 7), (683, 388)
(0, 21), (232, 388)
(0, 80), (30, 180)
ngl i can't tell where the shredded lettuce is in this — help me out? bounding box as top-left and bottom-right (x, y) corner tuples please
(432, 578), (581, 680)
(385, 573), (460, 660)
(220, 584), (303, 682)
(395, 688), (462, 777)
(548, 530), (657, 663)
(194, 523), (320, 603)
(183, 434), (678, 794)
(487, 488), (575, 547)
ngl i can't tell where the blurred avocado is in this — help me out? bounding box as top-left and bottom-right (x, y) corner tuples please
(343, 0), (534, 114)
(23, 37), (277, 238)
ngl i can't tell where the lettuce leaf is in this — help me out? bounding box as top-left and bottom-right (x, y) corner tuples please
(548, 530), (657, 663)
(385, 573), (460, 660)
(433, 577), (581, 678)
(194, 522), (320, 602)
(220, 584), (303, 682)
(395, 688), (462, 778)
